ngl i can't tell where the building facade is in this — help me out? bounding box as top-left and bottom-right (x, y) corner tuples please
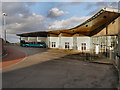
(17, 7), (120, 62)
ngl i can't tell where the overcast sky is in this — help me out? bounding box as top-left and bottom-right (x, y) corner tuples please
(0, 1), (119, 43)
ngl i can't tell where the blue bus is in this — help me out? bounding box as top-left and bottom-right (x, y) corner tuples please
(20, 40), (46, 48)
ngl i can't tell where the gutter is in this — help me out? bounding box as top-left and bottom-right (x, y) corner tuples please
(103, 7), (120, 13)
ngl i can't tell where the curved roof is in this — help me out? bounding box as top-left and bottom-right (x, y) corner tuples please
(17, 7), (120, 37)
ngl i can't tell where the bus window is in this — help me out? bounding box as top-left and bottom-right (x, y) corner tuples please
(25, 42), (29, 44)
(38, 42), (45, 44)
(21, 40), (25, 44)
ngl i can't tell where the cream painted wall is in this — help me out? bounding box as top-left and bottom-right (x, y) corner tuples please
(60, 37), (73, 49)
(94, 17), (120, 36)
(37, 37), (47, 43)
(21, 37), (28, 41)
(108, 17), (119, 35)
(48, 36), (90, 51)
(77, 37), (91, 51)
(73, 37), (77, 50)
(48, 37), (59, 48)
(28, 37), (37, 41)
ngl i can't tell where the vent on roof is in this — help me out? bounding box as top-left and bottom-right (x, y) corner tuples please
(86, 25), (88, 27)
(103, 16), (107, 18)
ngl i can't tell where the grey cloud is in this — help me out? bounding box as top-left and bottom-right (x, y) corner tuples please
(1, 2), (47, 43)
(48, 16), (90, 30)
(57, 2), (82, 8)
(117, 1), (120, 9)
(25, 2), (36, 6)
(6, 33), (20, 43)
(6, 14), (46, 34)
(95, 2), (118, 8)
(86, 2), (119, 16)
(2, 2), (31, 17)
(87, 9), (99, 16)
(47, 8), (69, 18)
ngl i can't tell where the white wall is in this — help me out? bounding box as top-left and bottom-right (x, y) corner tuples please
(77, 37), (91, 51)
(21, 37), (28, 41)
(22, 36), (91, 51)
(48, 37), (59, 48)
(28, 37), (37, 41)
(60, 37), (73, 49)
(73, 37), (77, 50)
(37, 37), (47, 43)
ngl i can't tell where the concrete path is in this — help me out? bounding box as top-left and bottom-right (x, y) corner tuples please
(89, 59), (114, 65)
(2, 45), (119, 88)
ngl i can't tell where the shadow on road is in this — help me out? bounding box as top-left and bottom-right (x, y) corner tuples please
(2, 48), (119, 88)
(2, 45), (48, 62)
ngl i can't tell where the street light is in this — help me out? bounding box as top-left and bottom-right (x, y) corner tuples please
(2, 13), (7, 45)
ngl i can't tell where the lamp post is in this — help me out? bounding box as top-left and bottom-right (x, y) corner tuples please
(2, 13), (7, 45)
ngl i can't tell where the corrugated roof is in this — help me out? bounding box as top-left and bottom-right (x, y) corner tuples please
(17, 7), (120, 37)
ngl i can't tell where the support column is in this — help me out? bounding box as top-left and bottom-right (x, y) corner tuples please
(59, 37), (61, 48)
(73, 37), (77, 50)
(118, 34), (120, 69)
(47, 34), (50, 48)
(37, 37), (38, 42)
(106, 26), (108, 57)
(28, 37), (30, 41)
(20, 37), (21, 41)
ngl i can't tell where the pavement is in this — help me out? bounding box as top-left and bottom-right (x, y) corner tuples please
(89, 59), (114, 65)
(89, 55), (120, 89)
(0, 46), (26, 69)
(2, 45), (119, 88)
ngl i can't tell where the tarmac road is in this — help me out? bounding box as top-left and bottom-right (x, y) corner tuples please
(2, 45), (118, 88)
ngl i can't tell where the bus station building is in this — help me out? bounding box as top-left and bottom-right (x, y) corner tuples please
(17, 7), (120, 61)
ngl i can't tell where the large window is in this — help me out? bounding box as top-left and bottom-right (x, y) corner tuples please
(65, 42), (69, 49)
(21, 40), (25, 44)
(52, 42), (56, 47)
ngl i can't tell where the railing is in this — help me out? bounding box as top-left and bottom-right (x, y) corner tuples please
(116, 54), (120, 71)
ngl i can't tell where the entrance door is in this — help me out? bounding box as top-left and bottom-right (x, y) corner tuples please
(52, 42), (56, 48)
(65, 42), (69, 49)
(81, 43), (86, 51)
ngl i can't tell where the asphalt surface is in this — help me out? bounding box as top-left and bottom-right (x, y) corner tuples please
(1, 46), (26, 68)
(2, 45), (118, 88)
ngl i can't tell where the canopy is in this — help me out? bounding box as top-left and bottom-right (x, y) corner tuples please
(17, 7), (120, 37)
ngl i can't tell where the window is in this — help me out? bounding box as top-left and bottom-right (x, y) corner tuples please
(32, 42), (35, 44)
(52, 42), (56, 47)
(25, 42), (29, 44)
(65, 42), (69, 49)
(21, 40), (25, 44)
(81, 43), (86, 51)
(37, 42), (45, 44)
